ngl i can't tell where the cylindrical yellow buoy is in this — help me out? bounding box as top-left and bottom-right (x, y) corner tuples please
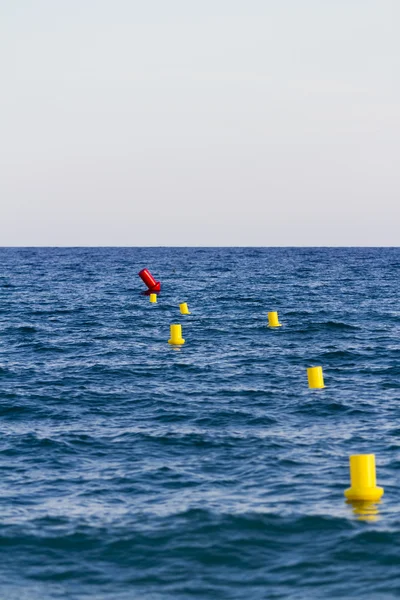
(268, 311), (282, 327)
(179, 302), (191, 315)
(149, 293), (157, 303)
(307, 366), (325, 388)
(168, 324), (185, 345)
(344, 454), (384, 502)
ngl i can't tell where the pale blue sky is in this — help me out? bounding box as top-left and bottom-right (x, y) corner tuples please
(1, 0), (399, 245)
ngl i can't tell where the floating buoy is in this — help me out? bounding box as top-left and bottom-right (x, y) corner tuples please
(149, 293), (157, 303)
(344, 454), (384, 502)
(268, 311), (282, 327)
(180, 302), (191, 315)
(138, 268), (161, 295)
(168, 324), (185, 345)
(307, 366), (325, 389)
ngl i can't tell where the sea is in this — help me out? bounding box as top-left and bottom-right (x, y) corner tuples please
(0, 247), (399, 600)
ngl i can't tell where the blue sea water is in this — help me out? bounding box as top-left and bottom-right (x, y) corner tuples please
(0, 247), (400, 600)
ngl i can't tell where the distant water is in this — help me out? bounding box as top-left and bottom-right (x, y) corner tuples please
(0, 247), (400, 600)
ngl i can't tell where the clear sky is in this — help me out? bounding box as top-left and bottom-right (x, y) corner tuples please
(1, 0), (399, 246)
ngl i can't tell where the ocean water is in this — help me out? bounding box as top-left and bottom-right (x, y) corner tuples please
(0, 247), (399, 600)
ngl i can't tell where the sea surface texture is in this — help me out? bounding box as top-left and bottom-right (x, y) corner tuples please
(0, 247), (399, 600)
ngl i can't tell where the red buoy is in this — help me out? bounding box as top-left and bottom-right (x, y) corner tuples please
(138, 268), (161, 295)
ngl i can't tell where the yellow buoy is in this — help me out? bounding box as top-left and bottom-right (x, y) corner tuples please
(307, 366), (325, 389)
(179, 302), (191, 315)
(149, 293), (157, 303)
(267, 311), (282, 327)
(168, 324), (185, 345)
(344, 454), (384, 502)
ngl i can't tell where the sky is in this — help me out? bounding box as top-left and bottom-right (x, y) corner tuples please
(1, 0), (399, 246)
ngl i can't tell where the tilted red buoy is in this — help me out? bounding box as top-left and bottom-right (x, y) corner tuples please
(138, 268), (161, 295)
